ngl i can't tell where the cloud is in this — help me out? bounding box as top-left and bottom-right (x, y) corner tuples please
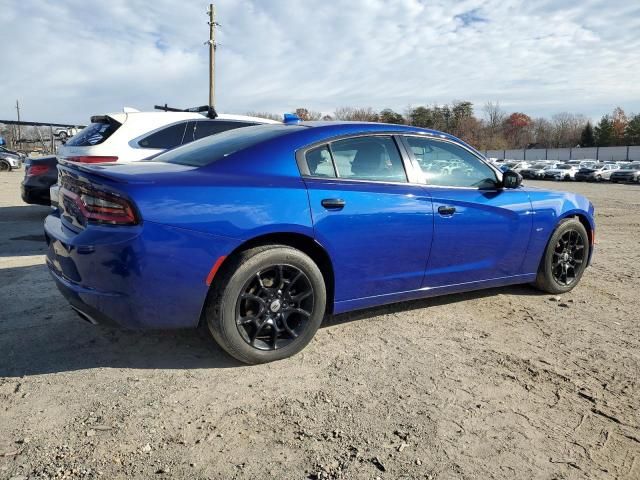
(0, 0), (638, 124)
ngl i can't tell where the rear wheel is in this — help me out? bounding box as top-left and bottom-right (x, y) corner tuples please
(206, 245), (326, 364)
(0, 160), (11, 172)
(534, 218), (589, 294)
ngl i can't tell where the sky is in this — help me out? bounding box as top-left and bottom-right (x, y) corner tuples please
(1, 0), (639, 125)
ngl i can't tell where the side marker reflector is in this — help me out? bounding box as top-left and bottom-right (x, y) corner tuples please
(205, 256), (227, 286)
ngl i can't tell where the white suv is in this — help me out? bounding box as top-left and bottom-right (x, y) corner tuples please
(58, 110), (280, 164)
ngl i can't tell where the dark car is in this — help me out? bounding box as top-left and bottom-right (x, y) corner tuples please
(45, 121), (595, 364)
(21, 156), (58, 205)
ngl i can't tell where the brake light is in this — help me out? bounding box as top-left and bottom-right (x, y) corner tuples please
(62, 186), (138, 225)
(27, 164), (49, 176)
(65, 156), (118, 164)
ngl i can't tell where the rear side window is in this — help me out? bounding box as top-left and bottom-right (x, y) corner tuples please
(330, 136), (407, 182)
(190, 120), (257, 142)
(154, 124), (302, 167)
(138, 122), (188, 149)
(304, 145), (336, 177)
(65, 118), (120, 146)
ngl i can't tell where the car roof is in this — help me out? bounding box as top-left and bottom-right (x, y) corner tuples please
(297, 120), (467, 143)
(101, 111), (281, 125)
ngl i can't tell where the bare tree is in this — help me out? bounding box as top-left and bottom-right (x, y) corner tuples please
(295, 108), (322, 121)
(483, 101), (506, 136)
(333, 106), (379, 122)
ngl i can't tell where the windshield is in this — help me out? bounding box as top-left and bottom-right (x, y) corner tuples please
(557, 165), (572, 170)
(153, 124), (302, 167)
(531, 163), (547, 169)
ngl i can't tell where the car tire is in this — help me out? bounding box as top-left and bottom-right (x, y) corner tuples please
(595, 174), (602, 182)
(58, 132), (68, 141)
(0, 160), (11, 172)
(534, 218), (590, 294)
(206, 245), (326, 364)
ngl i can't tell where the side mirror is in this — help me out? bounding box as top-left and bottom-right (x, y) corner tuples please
(502, 169), (522, 189)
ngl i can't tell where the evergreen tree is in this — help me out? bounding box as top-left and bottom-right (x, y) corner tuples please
(625, 114), (640, 145)
(580, 122), (595, 147)
(594, 115), (614, 146)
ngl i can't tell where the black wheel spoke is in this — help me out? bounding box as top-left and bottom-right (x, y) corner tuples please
(550, 228), (587, 287)
(235, 264), (315, 351)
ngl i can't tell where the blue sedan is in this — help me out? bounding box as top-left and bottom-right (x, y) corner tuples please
(44, 121), (595, 364)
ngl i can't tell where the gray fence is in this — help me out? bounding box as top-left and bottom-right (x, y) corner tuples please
(484, 146), (640, 162)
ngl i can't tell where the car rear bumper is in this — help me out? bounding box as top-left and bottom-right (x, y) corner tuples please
(44, 212), (241, 329)
(21, 184), (51, 206)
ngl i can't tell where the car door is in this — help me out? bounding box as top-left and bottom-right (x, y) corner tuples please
(300, 134), (434, 304)
(400, 135), (532, 288)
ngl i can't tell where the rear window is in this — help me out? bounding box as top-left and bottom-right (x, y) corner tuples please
(66, 117), (121, 146)
(153, 125), (301, 167)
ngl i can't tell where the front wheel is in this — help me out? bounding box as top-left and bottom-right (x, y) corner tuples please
(534, 218), (590, 294)
(206, 245), (326, 364)
(0, 160), (11, 172)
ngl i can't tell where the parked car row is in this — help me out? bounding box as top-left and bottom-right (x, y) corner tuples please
(490, 159), (640, 183)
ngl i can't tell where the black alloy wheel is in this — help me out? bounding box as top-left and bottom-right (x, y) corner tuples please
(550, 229), (585, 286)
(235, 264), (314, 351)
(206, 245), (326, 364)
(534, 218), (590, 294)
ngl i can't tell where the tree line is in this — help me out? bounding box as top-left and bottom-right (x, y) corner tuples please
(249, 103), (640, 150)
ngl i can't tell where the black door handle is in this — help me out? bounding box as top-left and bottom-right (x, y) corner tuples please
(438, 205), (456, 216)
(321, 198), (346, 210)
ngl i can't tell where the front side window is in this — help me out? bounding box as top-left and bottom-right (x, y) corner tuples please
(138, 122), (188, 149)
(329, 136), (407, 182)
(404, 136), (498, 188)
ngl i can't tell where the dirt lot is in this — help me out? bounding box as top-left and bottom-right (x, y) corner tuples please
(0, 170), (639, 480)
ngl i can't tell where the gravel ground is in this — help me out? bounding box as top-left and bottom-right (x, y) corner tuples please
(1, 170), (639, 480)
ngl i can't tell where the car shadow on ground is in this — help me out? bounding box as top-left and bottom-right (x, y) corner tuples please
(325, 284), (546, 328)
(0, 204), (51, 258)
(0, 262), (548, 377)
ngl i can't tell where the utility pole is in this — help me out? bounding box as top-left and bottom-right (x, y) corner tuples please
(207, 4), (218, 109)
(15, 100), (21, 151)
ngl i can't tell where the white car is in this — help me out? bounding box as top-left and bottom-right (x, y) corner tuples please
(543, 164), (579, 181)
(58, 110), (280, 164)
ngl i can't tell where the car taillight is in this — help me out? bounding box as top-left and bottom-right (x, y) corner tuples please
(27, 164), (49, 176)
(62, 186), (138, 225)
(65, 156), (118, 163)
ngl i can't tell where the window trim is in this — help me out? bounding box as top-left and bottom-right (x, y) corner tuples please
(398, 134), (504, 190)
